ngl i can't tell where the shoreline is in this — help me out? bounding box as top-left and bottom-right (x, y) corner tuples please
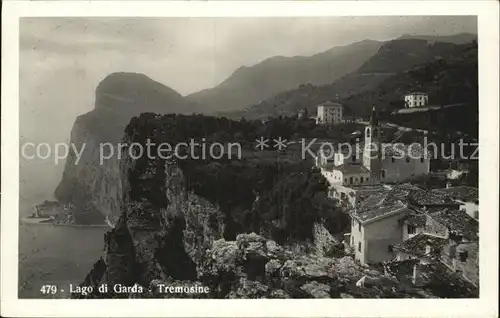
(20, 217), (111, 228)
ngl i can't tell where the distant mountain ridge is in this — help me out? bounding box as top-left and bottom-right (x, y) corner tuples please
(187, 33), (476, 114)
(223, 37), (477, 119)
(397, 33), (477, 44)
(186, 40), (383, 112)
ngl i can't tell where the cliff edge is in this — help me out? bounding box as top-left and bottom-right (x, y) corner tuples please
(54, 73), (199, 224)
(73, 114), (442, 299)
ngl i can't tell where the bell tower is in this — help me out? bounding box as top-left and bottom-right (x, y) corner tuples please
(363, 106), (382, 182)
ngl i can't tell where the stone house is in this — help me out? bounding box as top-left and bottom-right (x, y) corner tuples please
(348, 200), (414, 264)
(432, 186), (479, 220)
(316, 101), (343, 125)
(393, 208), (479, 286)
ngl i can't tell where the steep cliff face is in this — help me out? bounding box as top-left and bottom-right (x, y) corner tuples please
(74, 115), (432, 299)
(55, 73), (200, 224)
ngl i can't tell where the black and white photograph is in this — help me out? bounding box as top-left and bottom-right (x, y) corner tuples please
(1, 1), (499, 317)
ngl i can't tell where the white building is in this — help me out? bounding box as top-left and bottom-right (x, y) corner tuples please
(349, 200), (414, 264)
(317, 107), (430, 190)
(316, 101), (343, 125)
(404, 92), (429, 108)
(432, 186), (479, 220)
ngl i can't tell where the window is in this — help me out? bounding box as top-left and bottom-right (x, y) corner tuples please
(358, 222), (361, 232)
(351, 236), (354, 245)
(391, 157), (395, 163)
(420, 157), (424, 163)
(406, 157), (410, 163)
(344, 178), (348, 184)
(407, 224), (416, 235)
(459, 250), (468, 262)
(350, 177), (353, 184)
(449, 245), (456, 258)
(360, 177), (364, 184)
(381, 170), (386, 179)
(358, 242), (362, 252)
(366, 128), (371, 138)
(388, 245), (394, 252)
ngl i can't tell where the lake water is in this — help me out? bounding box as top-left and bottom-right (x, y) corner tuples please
(18, 222), (108, 298)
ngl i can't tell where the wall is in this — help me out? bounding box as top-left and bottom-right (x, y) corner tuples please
(328, 152), (362, 166)
(321, 168), (343, 186)
(380, 155), (430, 182)
(440, 240), (479, 287)
(363, 212), (409, 264)
(402, 221), (425, 241)
(452, 242), (479, 286)
(457, 200), (479, 220)
(405, 94), (428, 108)
(343, 171), (372, 187)
(316, 106), (343, 124)
(424, 215), (449, 238)
(330, 184), (357, 207)
(352, 211), (408, 264)
(350, 217), (364, 263)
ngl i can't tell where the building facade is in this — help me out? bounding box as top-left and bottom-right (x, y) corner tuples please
(316, 101), (343, 125)
(316, 107), (430, 196)
(394, 209), (479, 287)
(349, 200), (413, 264)
(404, 92), (429, 108)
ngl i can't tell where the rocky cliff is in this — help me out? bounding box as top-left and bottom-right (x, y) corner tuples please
(54, 72), (200, 224)
(74, 114), (435, 299)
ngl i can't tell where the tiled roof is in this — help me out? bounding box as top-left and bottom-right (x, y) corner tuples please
(387, 183), (424, 201)
(393, 233), (447, 257)
(352, 200), (410, 224)
(338, 164), (370, 174)
(357, 183), (454, 208)
(429, 209), (479, 241)
(381, 143), (428, 158)
(351, 185), (391, 207)
(402, 213), (427, 227)
(405, 92), (427, 96)
(432, 186), (478, 203)
(408, 189), (454, 206)
(359, 193), (389, 209)
(357, 141), (430, 158)
(324, 163), (369, 174)
(319, 101), (342, 107)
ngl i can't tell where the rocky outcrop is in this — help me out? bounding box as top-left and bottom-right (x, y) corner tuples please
(73, 114), (430, 299)
(55, 73), (200, 224)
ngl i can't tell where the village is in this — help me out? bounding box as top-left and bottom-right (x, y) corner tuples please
(312, 92), (479, 290)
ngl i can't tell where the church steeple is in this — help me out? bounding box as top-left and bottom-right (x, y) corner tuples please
(370, 105), (379, 127)
(363, 105), (382, 183)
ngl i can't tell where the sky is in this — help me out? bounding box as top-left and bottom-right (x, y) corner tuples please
(18, 16), (477, 207)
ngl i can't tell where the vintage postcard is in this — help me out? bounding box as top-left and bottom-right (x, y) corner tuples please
(1, 1), (499, 317)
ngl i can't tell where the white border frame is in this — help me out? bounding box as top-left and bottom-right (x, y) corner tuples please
(2, 1), (499, 317)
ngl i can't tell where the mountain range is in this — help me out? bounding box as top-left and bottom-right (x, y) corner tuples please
(187, 33), (476, 115)
(218, 34), (477, 119)
(186, 39), (383, 112)
(54, 32), (478, 225)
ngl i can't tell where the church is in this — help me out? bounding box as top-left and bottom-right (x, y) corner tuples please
(316, 107), (430, 206)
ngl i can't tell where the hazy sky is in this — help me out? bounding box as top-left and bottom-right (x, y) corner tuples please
(20, 16), (477, 139)
(18, 16), (476, 206)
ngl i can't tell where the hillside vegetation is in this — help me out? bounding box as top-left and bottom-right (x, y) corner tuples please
(187, 40), (383, 112)
(228, 40), (478, 120)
